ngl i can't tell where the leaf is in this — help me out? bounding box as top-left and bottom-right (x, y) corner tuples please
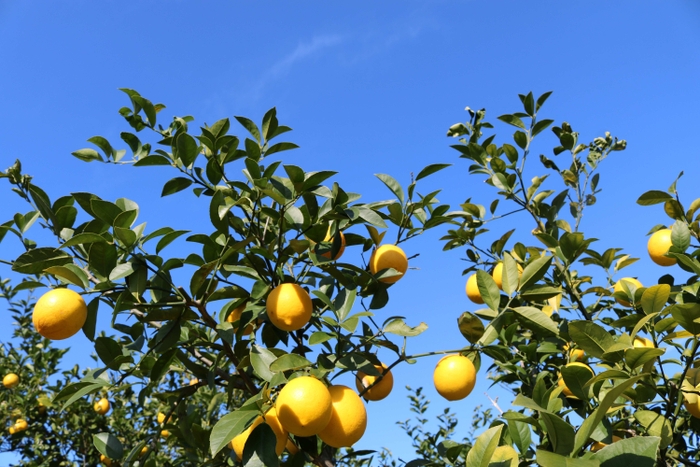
(670, 303), (700, 335)
(269, 354), (313, 372)
(60, 232), (108, 248)
(95, 337), (124, 369)
(476, 269), (500, 311)
(540, 412), (575, 455)
(624, 347), (665, 369)
(235, 116), (261, 143)
(498, 114), (526, 129)
(512, 307), (559, 337)
(636, 190), (673, 206)
(93, 433), (124, 459)
(72, 148), (104, 162)
(591, 436), (660, 467)
(176, 133), (199, 167)
(501, 253), (519, 296)
(535, 450), (599, 467)
(633, 411), (672, 448)
(250, 345), (277, 382)
(242, 424), (280, 467)
(568, 320), (615, 358)
(209, 409), (259, 456)
(109, 263), (135, 281)
(507, 419), (531, 455)
(465, 425), (503, 467)
(518, 255), (552, 290)
(671, 220), (691, 251)
(44, 265), (88, 288)
(560, 364), (594, 400)
(12, 247), (72, 274)
(640, 284), (670, 315)
(458, 312), (485, 344)
(383, 318), (428, 337)
(375, 173), (405, 205)
(416, 163), (451, 181)
(162, 177), (193, 197)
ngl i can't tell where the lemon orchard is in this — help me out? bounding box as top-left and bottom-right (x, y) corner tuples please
(0, 89), (460, 466)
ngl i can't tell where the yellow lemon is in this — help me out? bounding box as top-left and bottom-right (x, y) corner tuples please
(286, 439), (299, 454)
(14, 419), (28, 432)
(318, 385), (368, 448)
(613, 277), (642, 306)
(8, 426), (15, 435)
(94, 398), (110, 415)
(276, 376), (333, 437)
(492, 262), (523, 290)
(320, 230), (346, 261)
(266, 283), (313, 332)
(157, 412), (170, 424)
(3, 373), (19, 389)
(32, 288), (88, 340)
(226, 302), (254, 335)
(683, 381), (700, 418)
(648, 229), (676, 266)
(161, 429), (170, 438)
(140, 446), (149, 456)
(564, 343), (585, 362)
(433, 355), (477, 401)
(189, 378), (199, 386)
(369, 244), (408, 284)
(558, 362), (594, 399)
(355, 363), (394, 401)
(99, 454), (112, 466)
(465, 274), (484, 304)
(633, 337), (654, 348)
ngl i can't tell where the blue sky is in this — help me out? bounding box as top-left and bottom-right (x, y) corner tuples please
(1, 1), (700, 464)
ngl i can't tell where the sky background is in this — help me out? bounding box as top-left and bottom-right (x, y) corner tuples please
(2, 1), (700, 464)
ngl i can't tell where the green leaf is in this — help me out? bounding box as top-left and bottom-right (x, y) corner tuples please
(176, 133), (199, 167)
(416, 163), (451, 181)
(636, 190), (673, 206)
(535, 450), (599, 467)
(95, 337), (124, 369)
(269, 354), (313, 372)
(633, 411), (671, 448)
(72, 148), (104, 162)
(476, 270), (500, 311)
(82, 297), (99, 342)
(265, 142), (299, 156)
(243, 423), (280, 467)
(93, 432), (124, 460)
(640, 284), (670, 315)
(209, 409), (259, 456)
(375, 173), (405, 205)
(670, 303), (700, 335)
(156, 229), (190, 254)
(383, 318), (428, 337)
(465, 425), (503, 467)
(133, 155), (171, 166)
(512, 307), (559, 337)
(518, 255), (552, 290)
(44, 265), (88, 288)
(540, 412), (575, 455)
(162, 177), (193, 197)
(501, 253), (519, 296)
(507, 420), (531, 455)
(561, 364), (594, 400)
(235, 116), (261, 143)
(671, 220), (691, 251)
(624, 347), (665, 369)
(109, 262), (135, 281)
(497, 114), (526, 129)
(591, 436), (660, 467)
(568, 320), (615, 358)
(12, 247), (72, 274)
(573, 375), (646, 453)
(458, 312), (485, 344)
(60, 232), (108, 248)
(250, 345), (277, 382)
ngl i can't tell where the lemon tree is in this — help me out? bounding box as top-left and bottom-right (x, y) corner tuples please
(0, 89), (452, 466)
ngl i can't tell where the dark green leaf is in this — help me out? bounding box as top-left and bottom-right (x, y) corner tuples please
(269, 354), (313, 372)
(93, 433), (124, 460)
(636, 190), (673, 206)
(209, 409), (259, 456)
(243, 423), (280, 467)
(12, 247), (72, 274)
(161, 177), (193, 197)
(416, 163), (451, 181)
(568, 320), (615, 358)
(458, 312), (485, 344)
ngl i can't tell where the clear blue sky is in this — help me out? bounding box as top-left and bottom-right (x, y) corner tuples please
(1, 1), (700, 464)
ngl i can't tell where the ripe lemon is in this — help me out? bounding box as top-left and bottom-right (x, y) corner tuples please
(492, 262), (523, 290)
(231, 407), (288, 460)
(14, 419), (28, 431)
(558, 362), (594, 399)
(266, 283), (313, 332)
(648, 229), (676, 266)
(318, 385), (367, 448)
(32, 288), (88, 340)
(188, 378), (199, 386)
(320, 230), (346, 261)
(157, 412), (170, 424)
(355, 363), (394, 401)
(683, 381), (700, 418)
(633, 336), (654, 348)
(369, 244), (408, 284)
(226, 302), (254, 335)
(613, 277), (642, 306)
(286, 439), (299, 454)
(99, 454), (112, 466)
(161, 429), (170, 438)
(276, 376), (333, 437)
(433, 355), (477, 401)
(3, 373), (19, 389)
(140, 446), (149, 456)
(563, 343), (585, 362)
(465, 274), (484, 305)
(94, 398), (110, 415)
(590, 436), (622, 452)
(8, 426), (15, 435)
(490, 445), (518, 466)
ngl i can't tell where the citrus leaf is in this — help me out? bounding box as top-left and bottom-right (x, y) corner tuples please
(568, 320), (615, 358)
(535, 450), (599, 467)
(269, 354), (312, 372)
(465, 425), (503, 467)
(640, 284), (670, 315)
(476, 269), (500, 311)
(93, 433), (124, 460)
(12, 247), (72, 274)
(591, 436), (660, 466)
(458, 312), (485, 344)
(209, 409), (258, 456)
(518, 255), (552, 290)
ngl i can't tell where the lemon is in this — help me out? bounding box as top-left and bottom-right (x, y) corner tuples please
(266, 283), (313, 332)
(161, 429), (170, 438)
(492, 262), (523, 290)
(276, 376), (332, 437)
(683, 381), (700, 418)
(286, 439), (299, 454)
(189, 378), (199, 386)
(99, 454), (112, 466)
(14, 419), (28, 432)
(94, 398), (110, 415)
(32, 288), (88, 340)
(558, 362), (594, 399)
(3, 373), (19, 389)
(465, 274), (484, 304)
(140, 446), (149, 456)
(320, 230), (346, 261)
(369, 244), (408, 284)
(648, 229), (676, 266)
(226, 302), (254, 335)
(613, 277), (642, 306)
(318, 385), (367, 448)
(157, 412), (170, 424)
(563, 343), (585, 362)
(433, 355), (476, 401)
(633, 336), (654, 348)
(8, 426), (15, 435)
(231, 407), (288, 460)
(355, 363), (394, 401)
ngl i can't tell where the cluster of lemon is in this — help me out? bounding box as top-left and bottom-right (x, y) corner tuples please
(3, 374), (28, 435)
